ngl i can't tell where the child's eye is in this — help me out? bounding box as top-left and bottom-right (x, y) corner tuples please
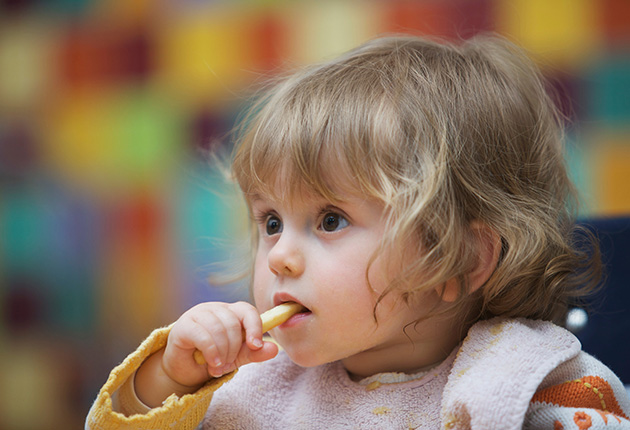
(265, 215), (283, 235)
(320, 212), (349, 232)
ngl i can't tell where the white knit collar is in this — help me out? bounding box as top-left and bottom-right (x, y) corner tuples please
(357, 365), (436, 387)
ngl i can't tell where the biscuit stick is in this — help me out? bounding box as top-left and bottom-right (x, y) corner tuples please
(192, 302), (305, 365)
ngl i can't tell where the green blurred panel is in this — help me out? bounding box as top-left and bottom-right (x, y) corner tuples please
(587, 57), (630, 125)
(176, 165), (246, 246)
(565, 136), (596, 216)
(40, 0), (94, 15)
(0, 191), (48, 271)
(109, 92), (183, 182)
(49, 273), (96, 334)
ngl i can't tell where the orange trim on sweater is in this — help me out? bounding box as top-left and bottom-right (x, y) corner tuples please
(531, 375), (629, 420)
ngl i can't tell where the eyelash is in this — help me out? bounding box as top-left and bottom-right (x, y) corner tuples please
(317, 208), (349, 232)
(253, 211), (274, 226)
(252, 211), (278, 234)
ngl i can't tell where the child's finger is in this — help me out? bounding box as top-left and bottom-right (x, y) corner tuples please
(229, 302), (264, 350)
(207, 306), (245, 367)
(194, 307), (241, 369)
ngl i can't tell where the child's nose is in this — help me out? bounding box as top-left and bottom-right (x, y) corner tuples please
(268, 235), (305, 277)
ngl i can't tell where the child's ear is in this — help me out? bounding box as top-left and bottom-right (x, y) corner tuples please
(440, 221), (501, 303)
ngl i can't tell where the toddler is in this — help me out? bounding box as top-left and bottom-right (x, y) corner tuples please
(87, 35), (630, 429)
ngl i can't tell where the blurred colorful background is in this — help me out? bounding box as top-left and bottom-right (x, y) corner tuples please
(1, 0), (629, 428)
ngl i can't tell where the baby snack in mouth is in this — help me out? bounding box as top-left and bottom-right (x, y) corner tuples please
(259, 302), (308, 332)
(193, 302), (306, 365)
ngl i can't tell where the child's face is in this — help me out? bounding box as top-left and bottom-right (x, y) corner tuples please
(250, 187), (456, 377)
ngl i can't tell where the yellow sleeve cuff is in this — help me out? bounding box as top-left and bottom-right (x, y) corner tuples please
(114, 371), (151, 416)
(86, 325), (236, 430)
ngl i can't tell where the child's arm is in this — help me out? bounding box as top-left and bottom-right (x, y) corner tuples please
(134, 301), (279, 407)
(86, 301), (279, 430)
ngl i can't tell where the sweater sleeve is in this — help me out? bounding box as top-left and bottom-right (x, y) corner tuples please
(85, 325), (236, 430)
(525, 352), (630, 429)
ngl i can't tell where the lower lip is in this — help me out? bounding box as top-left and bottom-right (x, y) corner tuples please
(278, 311), (311, 329)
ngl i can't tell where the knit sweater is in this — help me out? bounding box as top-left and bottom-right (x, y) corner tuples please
(86, 318), (630, 429)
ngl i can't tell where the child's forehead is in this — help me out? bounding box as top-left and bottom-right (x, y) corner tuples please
(244, 173), (355, 208)
(242, 145), (368, 200)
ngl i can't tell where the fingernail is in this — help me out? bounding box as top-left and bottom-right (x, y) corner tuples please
(214, 357), (222, 367)
(212, 364), (232, 378)
(252, 337), (263, 348)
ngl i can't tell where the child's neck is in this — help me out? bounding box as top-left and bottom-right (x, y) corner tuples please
(346, 357), (444, 382)
(341, 320), (464, 381)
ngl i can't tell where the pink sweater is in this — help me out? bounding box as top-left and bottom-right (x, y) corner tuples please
(86, 318), (630, 429)
(203, 318), (630, 429)
(205, 345), (456, 429)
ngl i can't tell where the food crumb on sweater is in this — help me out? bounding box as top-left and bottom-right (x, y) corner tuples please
(365, 381), (381, 391)
(372, 406), (391, 415)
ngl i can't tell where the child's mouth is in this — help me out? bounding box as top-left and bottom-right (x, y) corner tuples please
(278, 303), (312, 328)
(262, 301), (310, 332)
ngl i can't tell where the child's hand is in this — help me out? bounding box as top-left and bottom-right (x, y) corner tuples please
(163, 301), (279, 386)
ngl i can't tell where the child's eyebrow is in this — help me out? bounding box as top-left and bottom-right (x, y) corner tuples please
(247, 193), (279, 207)
(246, 193), (268, 204)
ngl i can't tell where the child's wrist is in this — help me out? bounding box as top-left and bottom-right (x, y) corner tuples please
(135, 349), (204, 408)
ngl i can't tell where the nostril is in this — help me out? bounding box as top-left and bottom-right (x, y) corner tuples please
(268, 251), (304, 277)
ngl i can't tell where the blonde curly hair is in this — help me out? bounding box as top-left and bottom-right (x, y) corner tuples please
(231, 34), (602, 324)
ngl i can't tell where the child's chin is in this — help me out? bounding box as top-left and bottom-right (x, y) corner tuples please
(283, 348), (328, 368)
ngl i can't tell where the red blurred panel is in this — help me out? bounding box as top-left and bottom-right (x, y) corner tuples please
(600, 0), (630, 46)
(106, 192), (165, 251)
(57, 23), (153, 89)
(249, 12), (289, 72)
(382, 0), (493, 39)
(452, 0), (495, 38)
(383, 0), (454, 37)
(545, 71), (583, 123)
(190, 107), (232, 152)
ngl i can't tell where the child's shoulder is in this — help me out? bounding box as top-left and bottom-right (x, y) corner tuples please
(465, 317), (580, 355)
(442, 318), (630, 429)
(447, 318), (582, 401)
(452, 318), (582, 382)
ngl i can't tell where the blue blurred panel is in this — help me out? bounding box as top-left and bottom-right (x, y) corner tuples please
(45, 192), (99, 334)
(0, 185), (98, 334)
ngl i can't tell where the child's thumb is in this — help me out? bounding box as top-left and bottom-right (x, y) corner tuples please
(238, 340), (279, 367)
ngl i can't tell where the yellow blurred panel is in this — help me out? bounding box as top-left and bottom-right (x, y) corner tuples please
(0, 344), (69, 430)
(99, 246), (172, 338)
(594, 143), (630, 216)
(0, 19), (55, 112)
(155, 6), (256, 105)
(42, 90), (180, 193)
(42, 92), (115, 189)
(283, 0), (382, 65)
(97, 195), (180, 339)
(496, 0), (600, 67)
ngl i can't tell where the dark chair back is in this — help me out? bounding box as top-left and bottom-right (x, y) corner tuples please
(574, 217), (630, 384)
